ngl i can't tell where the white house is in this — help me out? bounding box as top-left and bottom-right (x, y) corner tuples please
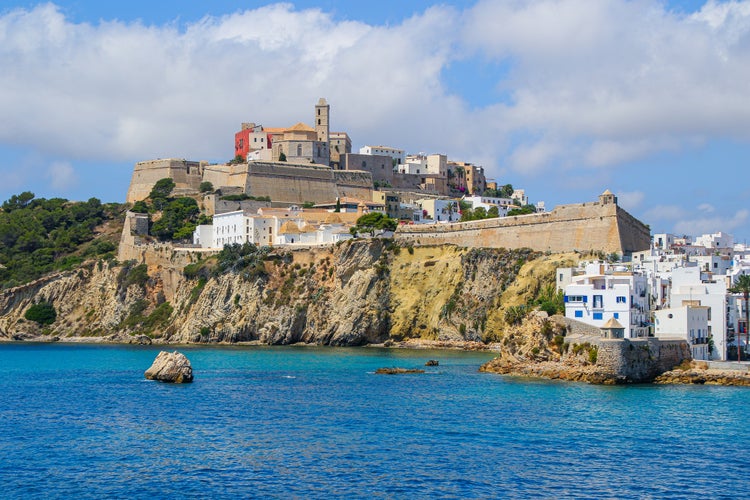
(416, 199), (460, 222)
(359, 145), (405, 164)
(463, 195), (513, 214)
(563, 262), (650, 338)
(654, 305), (711, 360)
(669, 266), (731, 361)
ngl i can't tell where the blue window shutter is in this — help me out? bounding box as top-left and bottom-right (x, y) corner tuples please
(564, 295), (569, 303)
(593, 312), (603, 320)
(575, 310), (583, 318)
(583, 296), (588, 303)
(614, 313), (619, 319)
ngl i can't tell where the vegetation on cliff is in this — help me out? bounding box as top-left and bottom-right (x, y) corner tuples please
(130, 178), (208, 241)
(0, 192), (125, 289)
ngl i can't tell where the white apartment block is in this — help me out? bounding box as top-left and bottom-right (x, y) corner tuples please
(654, 305), (710, 361)
(669, 266), (730, 361)
(463, 195), (513, 214)
(563, 262), (650, 338)
(359, 145), (405, 164)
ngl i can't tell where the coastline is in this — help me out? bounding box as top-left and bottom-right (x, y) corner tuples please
(4, 333), (750, 387)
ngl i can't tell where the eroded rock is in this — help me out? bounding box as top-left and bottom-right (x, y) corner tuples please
(144, 351), (193, 383)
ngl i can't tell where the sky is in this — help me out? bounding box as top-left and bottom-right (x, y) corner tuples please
(1, 0), (749, 242)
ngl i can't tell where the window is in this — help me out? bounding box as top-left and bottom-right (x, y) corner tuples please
(566, 295), (586, 303)
(297, 144), (302, 156)
(575, 310), (583, 318)
(593, 295), (603, 308)
(614, 313), (619, 319)
(616, 296), (627, 304)
(593, 312), (603, 320)
(559, 274), (564, 282)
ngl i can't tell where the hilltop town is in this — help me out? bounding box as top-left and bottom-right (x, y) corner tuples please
(119, 98), (749, 370)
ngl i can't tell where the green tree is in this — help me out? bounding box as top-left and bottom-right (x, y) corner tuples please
(278, 152), (287, 162)
(24, 302), (57, 325)
(351, 212), (397, 236)
(507, 204), (537, 216)
(730, 274), (750, 361)
(2, 191), (35, 212)
(500, 184), (514, 198)
(149, 178), (175, 200)
(199, 181), (214, 193)
(487, 206), (500, 218)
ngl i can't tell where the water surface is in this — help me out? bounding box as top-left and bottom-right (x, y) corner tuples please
(1, 343), (748, 499)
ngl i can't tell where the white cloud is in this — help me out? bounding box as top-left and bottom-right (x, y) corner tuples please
(697, 203), (716, 212)
(0, 0), (749, 215)
(644, 204), (687, 222)
(617, 191), (645, 211)
(46, 161), (77, 190)
(673, 209), (749, 235)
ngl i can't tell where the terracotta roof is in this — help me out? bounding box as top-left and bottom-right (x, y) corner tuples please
(263, 127), (285, 134)
(286, 122), (315, 132)
(279, 221), (302, 235)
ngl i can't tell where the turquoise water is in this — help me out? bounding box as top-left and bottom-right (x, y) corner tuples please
(1, 344), (749, 499)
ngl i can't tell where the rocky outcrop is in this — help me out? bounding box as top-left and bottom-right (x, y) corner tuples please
(655, 362), (750, 386)
(144, 351), (193, 383)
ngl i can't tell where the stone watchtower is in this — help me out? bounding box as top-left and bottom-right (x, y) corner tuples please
(599, 189), (618, 205)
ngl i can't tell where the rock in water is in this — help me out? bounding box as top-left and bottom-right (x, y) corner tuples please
(144, 351), (193, 383)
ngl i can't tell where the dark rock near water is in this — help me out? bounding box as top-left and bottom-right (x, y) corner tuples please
(425, 360), (439, 366)
(375, 367), (425, 375)
(144, 351), (193, 383)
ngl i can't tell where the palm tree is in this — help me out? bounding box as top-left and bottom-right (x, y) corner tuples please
(729, 274), (750, 361)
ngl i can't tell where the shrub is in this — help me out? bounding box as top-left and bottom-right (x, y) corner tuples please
(24, 302), (57, 325)
(199, 181), (214, 193)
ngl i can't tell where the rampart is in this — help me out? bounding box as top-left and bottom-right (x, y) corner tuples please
(395, 200), (650, 254)
(127, 159), (206, 203)
(566, 335), (691, 382)
(126, 159), (374, 207)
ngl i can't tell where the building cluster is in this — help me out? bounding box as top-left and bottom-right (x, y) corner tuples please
(217, 98), (544, 242)
(558, 231), (750, 361)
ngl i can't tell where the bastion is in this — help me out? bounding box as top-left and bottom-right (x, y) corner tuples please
(395, 192), (650, 256)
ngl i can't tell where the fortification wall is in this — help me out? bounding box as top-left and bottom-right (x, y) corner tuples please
(126, 159), (205, 203)
(333, 170), (374, 202)
(395, 201), (650, 254)
(245, 162), (339, 204)
(567, 336), (690, 382)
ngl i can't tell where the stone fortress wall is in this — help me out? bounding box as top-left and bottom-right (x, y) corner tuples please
(126, 158), (373, 206)
(126, 159), (207, 203)
(395, 199), (651, 255)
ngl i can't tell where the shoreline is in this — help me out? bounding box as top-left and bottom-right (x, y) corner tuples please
(5, 334), (750, 387)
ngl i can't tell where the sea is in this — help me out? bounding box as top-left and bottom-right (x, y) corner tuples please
(1, 343), (749, 499)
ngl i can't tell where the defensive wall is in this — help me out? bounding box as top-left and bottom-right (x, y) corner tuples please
(565, 334), (691, 382)
(395, 200), (651, 255)
(126, 159), (373, 207)
(127, 159), (207, 203)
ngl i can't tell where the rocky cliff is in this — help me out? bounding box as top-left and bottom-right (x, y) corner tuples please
(0, 240), (575, 346)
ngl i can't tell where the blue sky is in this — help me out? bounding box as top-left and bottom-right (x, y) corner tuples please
(1, 0), (749, 243)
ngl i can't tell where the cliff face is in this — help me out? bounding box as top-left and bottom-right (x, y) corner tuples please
(0, 241), (566, 346)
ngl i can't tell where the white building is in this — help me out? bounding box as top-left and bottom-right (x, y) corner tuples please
(695, 231), (734, 250)
(416, 199), (460, 222)
(563, 262), (650, 338)
(670, 266), (731, 361)
(654, 305), (710, 360)
(359, 145), (405, 164)
(463, 195), (513, 214)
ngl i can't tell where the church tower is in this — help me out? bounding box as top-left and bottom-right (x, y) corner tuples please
(314, 98), (330, 166)
(315, 98), (330, 144)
